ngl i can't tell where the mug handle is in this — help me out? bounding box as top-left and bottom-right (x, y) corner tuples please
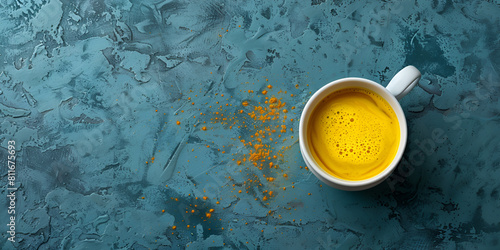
(386, 65), (421, 100)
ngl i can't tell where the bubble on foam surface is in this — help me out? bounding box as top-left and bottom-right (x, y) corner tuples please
(324, 113), (381, 163)
(308, 87), (400, 180)
(321, 89), (394, 162)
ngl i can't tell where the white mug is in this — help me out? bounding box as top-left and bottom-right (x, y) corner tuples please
(299, 66), (421, 191)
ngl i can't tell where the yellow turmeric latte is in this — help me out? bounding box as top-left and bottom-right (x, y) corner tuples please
(307, 87), (400, 181)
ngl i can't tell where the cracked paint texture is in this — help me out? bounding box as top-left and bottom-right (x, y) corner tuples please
(0, 0), (499, 249)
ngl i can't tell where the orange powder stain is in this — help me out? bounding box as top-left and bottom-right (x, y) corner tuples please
(165, 78), (301, 232)
(220, 89), (295, 203)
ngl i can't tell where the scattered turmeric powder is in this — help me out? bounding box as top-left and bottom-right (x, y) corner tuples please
(162, 78), (304, 231)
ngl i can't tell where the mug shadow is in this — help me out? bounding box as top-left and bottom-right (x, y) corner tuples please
(325, 168), (421, 206)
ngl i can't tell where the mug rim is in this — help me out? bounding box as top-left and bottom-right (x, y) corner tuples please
(299, 77), (408, 191)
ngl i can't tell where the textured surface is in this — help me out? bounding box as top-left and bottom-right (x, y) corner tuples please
(0, 0), (499, 249)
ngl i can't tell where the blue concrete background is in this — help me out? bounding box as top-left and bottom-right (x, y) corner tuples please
(0, 0), (498, 249)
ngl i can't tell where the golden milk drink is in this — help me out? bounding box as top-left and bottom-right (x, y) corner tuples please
(307, 87), (400, 181)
